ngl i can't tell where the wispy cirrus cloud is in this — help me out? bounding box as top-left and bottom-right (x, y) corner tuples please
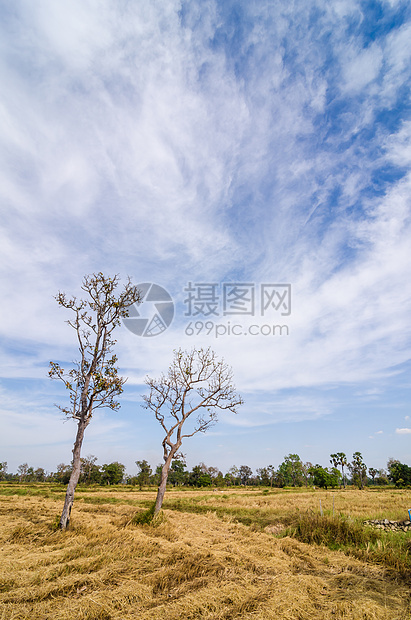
(0, 0), (410, 471)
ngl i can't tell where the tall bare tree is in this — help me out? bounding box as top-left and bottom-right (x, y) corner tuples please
(49, 273), (141, 529)
(143, 347), (243, 516)
(17, 463), (29, 482)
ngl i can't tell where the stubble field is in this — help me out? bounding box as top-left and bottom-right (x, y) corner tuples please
(1, 484), (410, 619)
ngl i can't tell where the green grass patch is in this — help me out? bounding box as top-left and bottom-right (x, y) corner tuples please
(280, 512), (378, 547)
(0, 484), (64, 498)
(279, 512), (411, 577)
(129, 503), (157, 525)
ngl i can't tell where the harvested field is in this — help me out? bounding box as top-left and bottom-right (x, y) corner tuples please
(0, 486), (410, 619)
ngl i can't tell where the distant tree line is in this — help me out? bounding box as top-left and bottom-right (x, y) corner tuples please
(2, 453), (410, 489)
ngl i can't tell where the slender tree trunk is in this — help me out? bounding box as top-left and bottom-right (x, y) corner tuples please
(153, 435), (183, 517)
(59, 418), (86, 529)
(154, 455), (173, 516)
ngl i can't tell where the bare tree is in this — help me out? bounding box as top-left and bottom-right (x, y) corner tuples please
(143, 347), (243, 516)
(49, 273), (141, 529)
(17, 463), (29, 482)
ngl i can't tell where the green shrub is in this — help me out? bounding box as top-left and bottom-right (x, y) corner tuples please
(130, 503), (157, 525)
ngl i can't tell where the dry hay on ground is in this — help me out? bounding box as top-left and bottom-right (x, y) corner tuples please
(0, 494), (409, 620)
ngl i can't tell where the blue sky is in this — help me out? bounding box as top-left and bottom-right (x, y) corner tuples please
(1, 0), (410, 477)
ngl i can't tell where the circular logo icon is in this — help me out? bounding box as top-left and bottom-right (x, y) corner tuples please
(123, 283), (174, 337)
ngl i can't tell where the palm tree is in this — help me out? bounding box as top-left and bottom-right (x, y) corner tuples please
(330, 452), (348, 488)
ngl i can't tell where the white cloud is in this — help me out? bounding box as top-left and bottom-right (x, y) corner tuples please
(382, 21), (411, 104)
(342, 43), (383, 93)
(0, 0), (410, 467)
(395, 428), (411, 435)
(384, 121), (411, 167)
